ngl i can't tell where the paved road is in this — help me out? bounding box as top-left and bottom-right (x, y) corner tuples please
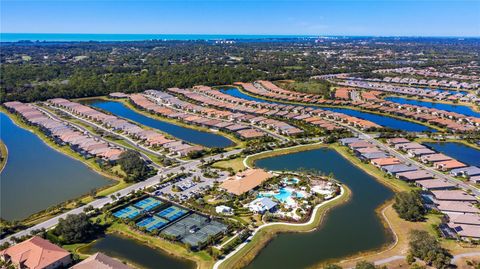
(44, 103), (177, 163)
(357, 132), (480, 196)
(326, 116), (480, 196)
(145, 93), (290, 142)
(36, 104), (164, 169)
(0, 148), (241, 244)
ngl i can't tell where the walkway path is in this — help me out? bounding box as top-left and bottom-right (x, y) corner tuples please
(36, 104), (164, 169)
(0, 148), (241, 244)
(212, 186), (345, 269)
(44, 103), (183, 163)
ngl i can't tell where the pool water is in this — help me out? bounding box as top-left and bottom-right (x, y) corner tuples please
(259, 187), (303, 203)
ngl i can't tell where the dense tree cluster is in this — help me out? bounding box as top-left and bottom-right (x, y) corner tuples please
(408, 230), (452, 269)
(117, 150), (151, 182)
(1, 37), (478, 102)
(393, 191), (426, 221)
(54, 213), (98, 244)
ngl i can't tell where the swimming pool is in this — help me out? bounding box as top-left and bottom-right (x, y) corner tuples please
(259, 187), (304, 203)
(282, 177), (300, 185)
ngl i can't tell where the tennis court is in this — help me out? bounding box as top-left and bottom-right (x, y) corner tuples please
(161, 214), (208, 239)
(181, 220), (228, 248)
(157, 205), (188, 221)
(137, 216), (169, 231)
(113, 206), (142, 219)
(134, 197), (163, 211)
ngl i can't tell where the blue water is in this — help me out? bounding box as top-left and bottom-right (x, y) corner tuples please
(0, 112), (112, 220)
(385, 97), (480, 118)
(434, 89), (468, 95)
(424, 142), (480, 167)
(86, 100), (234, 148)
(0, 33), (315, 42)
(259, 187), (303, 202)
(222, 88), (435, 132)
(247, 148), (393, 269)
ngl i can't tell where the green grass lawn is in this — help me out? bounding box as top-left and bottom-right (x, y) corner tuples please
(212, 157), (245, 172)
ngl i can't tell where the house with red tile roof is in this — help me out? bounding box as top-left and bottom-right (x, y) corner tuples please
(0, 236), (71, 269)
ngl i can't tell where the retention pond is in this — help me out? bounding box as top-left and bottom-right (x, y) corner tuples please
(385, 97), (480, 118)
(0, 112), (112, 221)
(85, 99), (234, 148)
(223, 88), (436, 132)
(83, 234), (195, 269)
(244, 147), (394, 269)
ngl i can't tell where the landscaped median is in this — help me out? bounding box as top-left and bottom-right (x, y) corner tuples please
(215, 185), (350, 269)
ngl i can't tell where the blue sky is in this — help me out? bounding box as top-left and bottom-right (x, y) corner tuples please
(1, 0), (479, 36)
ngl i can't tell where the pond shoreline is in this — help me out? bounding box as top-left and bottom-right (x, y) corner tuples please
(0, 108), (121, 224)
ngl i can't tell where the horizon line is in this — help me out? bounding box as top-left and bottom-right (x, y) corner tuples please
(1, 33), (480, 38)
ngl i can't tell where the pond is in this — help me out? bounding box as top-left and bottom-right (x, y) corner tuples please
(83, 234), (195, 269)
(222, 88), (435, 132)
(424, 142), (480, 167)
(85, 100), (234, 148)
(245, 147), (394, 269)
(385, 97), (480, 118)
(0, 112), (112, 221)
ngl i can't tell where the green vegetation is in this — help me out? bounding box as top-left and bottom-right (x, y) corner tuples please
(117, 150), (153, 182)
(212, 157), (246, 173)
(278, 79), (333, 98)
(408, 230), (452, 269)
(353, 261), (387, 269)
(218, 186), (351, 269)
(393, 191), (426, 222)
(54, 213), (100, 244)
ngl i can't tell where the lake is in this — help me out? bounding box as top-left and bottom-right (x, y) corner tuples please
(222, 88), (435, 132)
(245, 147), (394, 269)
(385, 97), (480, 118)
(84, 234), (195, 269)
(85, 100), (234, 148)
(424, 142), (480, 167)
(0, 112), (112, 221)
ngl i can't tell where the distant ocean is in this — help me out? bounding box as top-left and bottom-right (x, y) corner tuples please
(0, 33), (317, 42)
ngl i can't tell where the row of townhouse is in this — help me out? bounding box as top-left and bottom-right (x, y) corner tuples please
(375, 67), (479, 84)
(47, 98), (203, 157)
(388, 138), (480, 183)
(233, 82), (384, 130)
(340, 137), (480, 240)
(130, 92), (266, 139)
(381, 76), (478, 90)
(190, 84), (380, 131)
(354, 99), (480, 132)
(339, 79), (480, 104)
(165, 87), (306, 136)
(3, 101), (123, 161)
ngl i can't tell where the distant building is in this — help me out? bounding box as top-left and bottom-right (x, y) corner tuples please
(71, 252), (132, 269)
(0, 236), (71, 269)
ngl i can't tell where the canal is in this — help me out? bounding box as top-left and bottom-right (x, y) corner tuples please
(385, 97), (480, 118)
(0, 112), (112, 221)
(85, 100), (234, 148)
(245, 147), (394, 269)
(424, 142), (480, 167)
(83, 234), (195, 269)
(222, 88), (435, 132)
